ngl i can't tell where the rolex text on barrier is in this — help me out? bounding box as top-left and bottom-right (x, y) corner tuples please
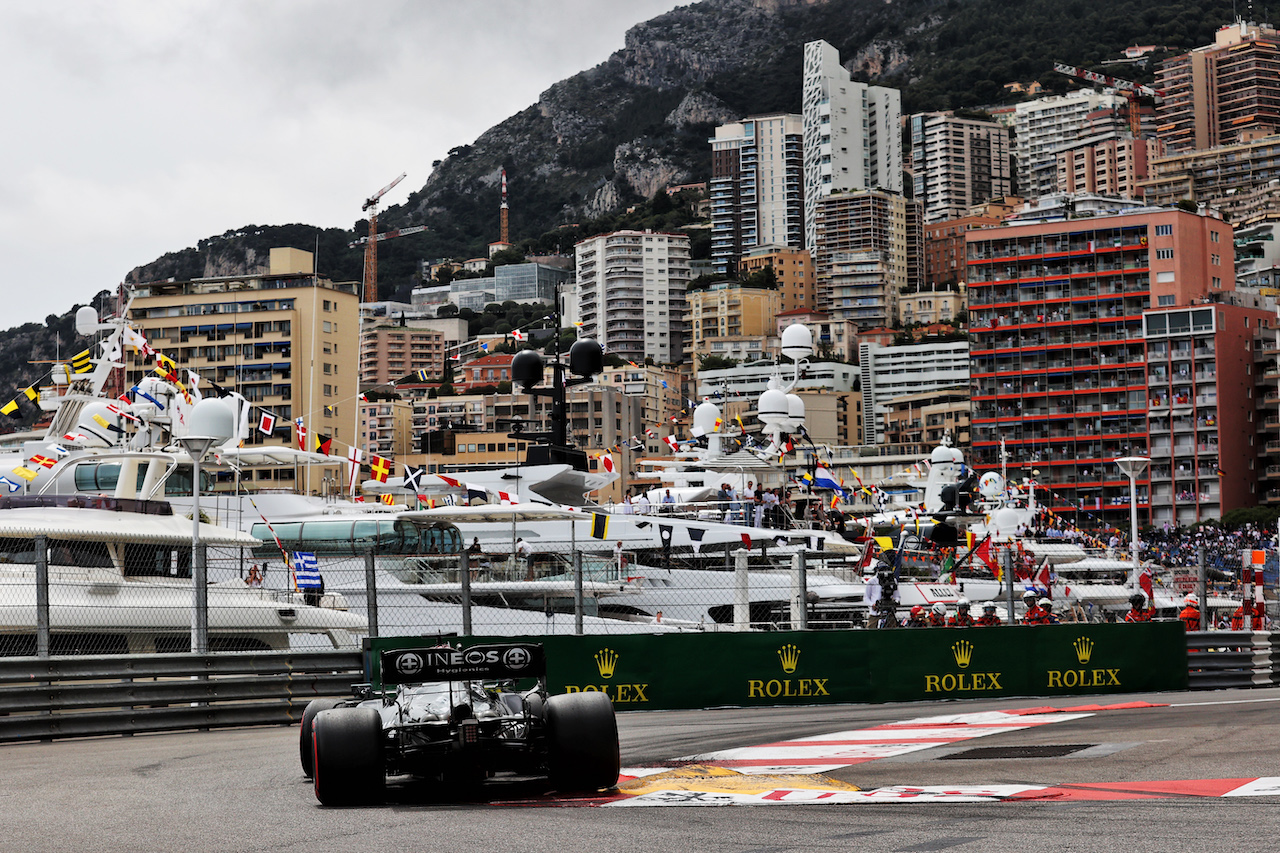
(364, 622), (1187, 711)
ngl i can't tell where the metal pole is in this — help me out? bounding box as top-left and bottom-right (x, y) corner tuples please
(794, 550), (808, 630)
(364, 547), (379, 639)
(734, 548), (750, 630)
(1003, 546), (1016, 625)
(1129, 471), (1140, 590)
(189, 445), (209, 655)
(194, 543), (208, 654)
(1198, 545), (1207, 632)
(573, 550), (584, 635)
(460, 550), (472, 636)
(34, 535), (49, 658)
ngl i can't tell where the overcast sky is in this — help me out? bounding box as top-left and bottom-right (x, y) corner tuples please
(0, 1), (686, 327)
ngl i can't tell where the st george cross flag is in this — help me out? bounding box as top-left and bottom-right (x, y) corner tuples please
(291, 552), (323, 589)
(346, 446), (364, 494)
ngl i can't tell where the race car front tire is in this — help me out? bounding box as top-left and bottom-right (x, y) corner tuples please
(545, 692), (620, 793)
(299, 698), (342, 778)
(312, 707), (385, 806)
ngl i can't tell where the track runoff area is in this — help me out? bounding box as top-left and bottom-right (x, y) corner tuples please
(531, 694), (1280, 808)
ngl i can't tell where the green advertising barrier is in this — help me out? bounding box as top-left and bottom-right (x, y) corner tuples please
(365, 622), (1188, 711)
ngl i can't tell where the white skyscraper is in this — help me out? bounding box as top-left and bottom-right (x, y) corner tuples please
(802, 39), (903, 251)
(574, 230), (689, 365)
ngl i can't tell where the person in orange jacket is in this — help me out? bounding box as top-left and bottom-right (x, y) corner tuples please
(1028, 597), (1059, 625)
(1020, 589), (1043, 624)
(948, 598), (975, 627)
(928, 602), (948, 627)
(976, 601), (1002, 626)
(1230, 599), (1267, 630)
(1179, 593), (1201, 632)
(1124, 592), (1154, 623)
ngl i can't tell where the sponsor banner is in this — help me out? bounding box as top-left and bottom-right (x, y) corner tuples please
(363, 622), (1186, 709)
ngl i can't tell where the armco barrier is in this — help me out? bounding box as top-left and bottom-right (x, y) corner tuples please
(1186, 631), (1280, 690)
(368, 622), (1189, 712)
(0, 651), (363, 743)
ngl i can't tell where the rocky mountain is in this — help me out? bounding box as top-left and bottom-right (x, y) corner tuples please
(121, 0), (1236, 296)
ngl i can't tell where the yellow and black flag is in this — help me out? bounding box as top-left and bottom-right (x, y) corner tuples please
(21, 386), (37, 402)
(70, 348), (93, 374)
(590, 513), (609, 540)
(0, 399), (20, 418)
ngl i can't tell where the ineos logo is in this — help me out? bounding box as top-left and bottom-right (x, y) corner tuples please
(396, 652), (424, 676)
(463, 648), (488, 665)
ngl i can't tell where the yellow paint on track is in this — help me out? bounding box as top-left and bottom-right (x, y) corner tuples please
(618, 764), (861, 796)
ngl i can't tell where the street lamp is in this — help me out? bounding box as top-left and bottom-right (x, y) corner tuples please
(177, 399), (235, 654)
(1114, 456), (1150, 591)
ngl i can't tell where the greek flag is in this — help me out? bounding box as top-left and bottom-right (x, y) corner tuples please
(291, 552), (323, 589)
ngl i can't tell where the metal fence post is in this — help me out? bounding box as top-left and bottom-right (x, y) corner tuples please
(573, 550), (584, 635)
(363, 547), (379, 639)
(34, 535), (49, 658)
(459, 550), (472, 636)
(792, 550), (808, 630)
(734, 548), (750, 631)
(193, 542), (208, 654)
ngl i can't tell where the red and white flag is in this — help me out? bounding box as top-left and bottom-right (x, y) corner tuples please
(258, 411), (276, 436)
(511, 329), (527, 341)
(663, 435), (679, 452)
(600, 453), (615, 474)
(346, 446), (364, 494)
(295, 419), (307, 451)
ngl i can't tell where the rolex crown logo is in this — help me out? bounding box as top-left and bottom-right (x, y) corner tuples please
(1073, 637), (1094, 665)
(952, 640), (974, 669)
(595, 648), (618, 679)
(777, 643), (801, 674)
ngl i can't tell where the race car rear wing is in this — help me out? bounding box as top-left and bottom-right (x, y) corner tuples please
(380, 643), (546, 685)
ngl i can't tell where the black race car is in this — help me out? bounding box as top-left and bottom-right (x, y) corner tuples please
(299, 642), (620, 805)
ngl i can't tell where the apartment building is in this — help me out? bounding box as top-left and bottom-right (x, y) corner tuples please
(739, 244), (815, 314)
(1140, 133), (1280, 221)
(1055, 136), (1165, 199)
(859, 339), (970, 445)
(1157, 19), (1280, 152)
(802, 39), (902, 250)
(909, 111), (1012, 224)
(813, 189), (922, 327)
(686, 281), (780, 362)
(359, 325), (446, 386)
(925, 212), (1004, 287)
(966, 206), (1254, 527)
(1013, 89), (1129, 198)
(574, 230), (690, 365)
(709, 114), (804, 276)
(127, 247), (358, 490)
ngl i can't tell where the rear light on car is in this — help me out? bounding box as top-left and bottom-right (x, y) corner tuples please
(457, 720), (479, 746)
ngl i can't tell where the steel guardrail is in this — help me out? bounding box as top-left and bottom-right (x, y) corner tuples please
(1186, 631), (1280, 689)
(0, 651), (363, 743)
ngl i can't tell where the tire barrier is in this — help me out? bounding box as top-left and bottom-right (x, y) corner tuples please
(1186, 631), (1280, 690)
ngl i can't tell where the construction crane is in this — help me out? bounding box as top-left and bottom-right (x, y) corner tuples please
(360, 172), (406, 304)
(348, 224), (429, 249)
(1052, 62), (1165, 136)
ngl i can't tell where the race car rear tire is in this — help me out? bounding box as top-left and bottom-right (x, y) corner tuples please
(299, 698), (342, 778)
(545, 692), (620, 793)
(312, 707), (385, 806)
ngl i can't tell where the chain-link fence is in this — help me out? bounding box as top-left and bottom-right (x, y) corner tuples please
(0, 533), (866, 656)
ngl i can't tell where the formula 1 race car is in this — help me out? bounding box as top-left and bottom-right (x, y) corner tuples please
(299, 642), (620, 805)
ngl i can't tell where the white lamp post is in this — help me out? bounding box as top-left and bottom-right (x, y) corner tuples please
(177, 399), (235, 654)
(1115, 456), (1150, 591)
